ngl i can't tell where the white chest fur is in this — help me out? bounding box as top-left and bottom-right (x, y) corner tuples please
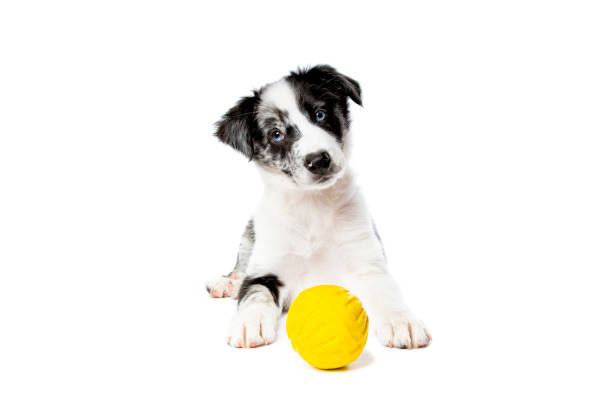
(257, 172), (357, 255)
(249, 172), (370, 287)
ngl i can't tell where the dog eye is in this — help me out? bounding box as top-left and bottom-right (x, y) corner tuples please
(270, 129), (285, 143)
(315, 110), (326, 122)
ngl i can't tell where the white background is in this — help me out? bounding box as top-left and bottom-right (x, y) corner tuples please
(1, 1), (611, 407)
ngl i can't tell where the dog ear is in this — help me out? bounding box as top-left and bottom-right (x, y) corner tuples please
(214, 93), (259, 159)
(303, 65), (362, 106)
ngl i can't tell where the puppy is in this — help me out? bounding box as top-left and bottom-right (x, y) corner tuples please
(207, 65), (431, 349)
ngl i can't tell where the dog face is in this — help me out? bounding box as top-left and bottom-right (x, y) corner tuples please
(215, 65), (361, 189)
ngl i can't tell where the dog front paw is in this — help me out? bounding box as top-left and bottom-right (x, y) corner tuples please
(227, 305), (278, 348)
(374, 311), (431, 349)
(206, 274), (243, 298)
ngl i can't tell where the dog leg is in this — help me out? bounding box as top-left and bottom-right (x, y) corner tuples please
(349, 271), (431, 349)
(206, 219), (254, 298)
(227, 274), (283, 348)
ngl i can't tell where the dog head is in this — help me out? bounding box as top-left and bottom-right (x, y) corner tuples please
(214, 65), (361, 189)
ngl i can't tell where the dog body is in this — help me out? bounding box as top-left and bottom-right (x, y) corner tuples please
(207, 66), (431, 349)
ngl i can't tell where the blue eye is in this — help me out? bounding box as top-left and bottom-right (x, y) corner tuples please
(270, 129), (285, 143)
(315, 110), (326, 122)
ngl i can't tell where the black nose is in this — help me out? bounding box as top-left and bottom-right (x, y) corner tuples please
(304, 151), (331, 174)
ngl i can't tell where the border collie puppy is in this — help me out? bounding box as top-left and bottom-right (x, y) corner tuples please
(207, 65), (431, 349)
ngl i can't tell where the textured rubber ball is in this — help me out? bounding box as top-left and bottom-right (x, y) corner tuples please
(286, 285), (369, 370)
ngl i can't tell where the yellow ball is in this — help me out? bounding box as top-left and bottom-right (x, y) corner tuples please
(286, 285), (369, 369)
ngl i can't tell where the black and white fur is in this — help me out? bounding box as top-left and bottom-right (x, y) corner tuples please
(207, 65), (431, 349)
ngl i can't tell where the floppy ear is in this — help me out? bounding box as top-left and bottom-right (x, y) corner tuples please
(214, 93), (259, 159)
(304, 64), (362, 106)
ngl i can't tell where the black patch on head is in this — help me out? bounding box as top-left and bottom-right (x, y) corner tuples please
(238, 274), (284, 306)
(215, 88), (302, 178)
(215, 90), (296, 172)
(287, 64), (362, 144)
(250, 106), (302, 175)
(214, 91), (262, 159)
(291, 65), (362, 106)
